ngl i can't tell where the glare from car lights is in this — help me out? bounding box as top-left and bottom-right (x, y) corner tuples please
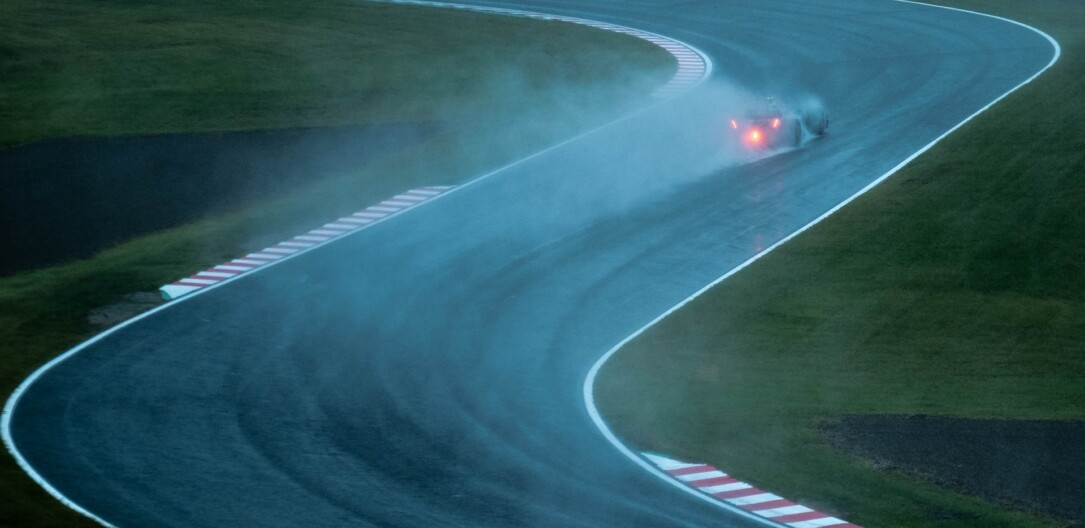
(772, 118), (780, 129)
(730, 119), (738, 129)
(747, 129), (763, 144)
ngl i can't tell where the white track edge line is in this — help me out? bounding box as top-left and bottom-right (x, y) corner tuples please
(583, 2), (1058, 526)
(0, 4), (713, 527)
(10, 1), (1054, 525)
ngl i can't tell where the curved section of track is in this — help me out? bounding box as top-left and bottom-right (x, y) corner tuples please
(4, 1), (1057, 527)
(386, 0), (713, 99)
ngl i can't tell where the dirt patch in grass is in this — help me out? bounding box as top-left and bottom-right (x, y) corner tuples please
(821, 415), (1085, 525)
(86, 291), (164, 329)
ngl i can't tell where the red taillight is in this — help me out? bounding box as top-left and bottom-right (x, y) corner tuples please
(746, 129), (763, 144)
(772, 118), (780, 129)
(730, 119), (738, 129)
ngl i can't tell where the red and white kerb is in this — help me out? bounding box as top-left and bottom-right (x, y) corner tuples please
(644, 453), (862, 528)
(159, 186), (453, 300)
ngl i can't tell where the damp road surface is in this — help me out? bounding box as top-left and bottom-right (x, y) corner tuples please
(7, 1), (1056, 526)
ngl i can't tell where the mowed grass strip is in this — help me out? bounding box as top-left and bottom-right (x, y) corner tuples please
(0, 1), (675, 526)
(596, 1), (1083, 527)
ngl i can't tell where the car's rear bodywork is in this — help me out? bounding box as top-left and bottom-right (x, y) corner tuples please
(730, 99), (829, 149)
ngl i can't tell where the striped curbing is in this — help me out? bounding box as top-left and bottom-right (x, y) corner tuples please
(159, 186), (453, 300)
(385, 0), (711, 98)
(643, 453), (862, 528)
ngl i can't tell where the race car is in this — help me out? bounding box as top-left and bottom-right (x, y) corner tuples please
(729, 98), (829, 149)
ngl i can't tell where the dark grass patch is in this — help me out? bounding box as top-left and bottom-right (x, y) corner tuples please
(821, 415), (1085, 525)
(0, 0), (673, 146)
(0, 0), (676, 279)
(0, 123), (433, 276)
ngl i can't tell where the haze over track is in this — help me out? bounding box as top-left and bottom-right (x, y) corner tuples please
(4, 1), (1057, 526)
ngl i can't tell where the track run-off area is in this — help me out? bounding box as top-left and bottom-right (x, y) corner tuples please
(3, 1), (1057, 527)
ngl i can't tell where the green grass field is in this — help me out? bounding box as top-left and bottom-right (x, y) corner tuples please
(596, 1), (1084, 527)
(0, 0), (671, 146)
(0, 1), (673, 525)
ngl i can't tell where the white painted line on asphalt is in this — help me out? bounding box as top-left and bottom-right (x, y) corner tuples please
(761, 506), (814, 518)
(3, 2), (1059, 527)
(703, 482), (751, 494)
(213, 265), (252, 272)
(2, 0), (713, 519)
(731, 493), (783, 506)
(677, 470), (727, 481)
(3, 4), (712, 520)
(643, 453), (701, 470)
(789, 518), (849, 528)
(583, 2), (1059, 525)
(641, 453), (860, 525)
(161, 284), (202, 296)
(154, 187), (454, 301)
(387, 0), (710, 100)
(179, 277), (219, 285)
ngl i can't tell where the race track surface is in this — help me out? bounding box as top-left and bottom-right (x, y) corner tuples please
(6, 1), (1056, 526)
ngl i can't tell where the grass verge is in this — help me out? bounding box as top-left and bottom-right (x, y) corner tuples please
(596, 1), (1084, 527)
(0, 1), (674, 525)
(0, 0), (669, 146)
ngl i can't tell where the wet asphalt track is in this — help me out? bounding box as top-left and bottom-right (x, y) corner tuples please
(6, 1), (1056, 526)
